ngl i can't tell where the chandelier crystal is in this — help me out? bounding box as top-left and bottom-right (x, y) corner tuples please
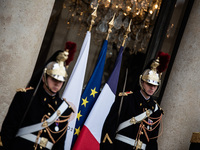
(64, 0), (162, 54)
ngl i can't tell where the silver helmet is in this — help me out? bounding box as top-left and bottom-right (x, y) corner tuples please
(44, 50), (69, 82)
(43, 41), (76, 84)
(139, 57), (161, 94)
(140, 57), (161, 86)
(139, 52), (170, 94)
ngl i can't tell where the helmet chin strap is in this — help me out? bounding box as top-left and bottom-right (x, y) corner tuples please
(43, 73), (56, 95)
(140, 78), (158, 97)
(140, 79), (151, 97)
(143, 89), (151, 97)
(46, 84), (56, 95)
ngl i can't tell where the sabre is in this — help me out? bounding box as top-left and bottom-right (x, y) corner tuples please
(117, 68), (129, 121)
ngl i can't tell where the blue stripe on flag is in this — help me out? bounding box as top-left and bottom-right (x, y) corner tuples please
(107, 46), (124, 94)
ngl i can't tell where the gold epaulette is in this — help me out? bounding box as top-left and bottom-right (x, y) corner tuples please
(191, 132), (200, 143)
(154, 100), (164, 114)
(118, 91), (133, 97)
(16, 86), (34, 92)
(0, 135), (3, 146)
(63, 98), (74, 113)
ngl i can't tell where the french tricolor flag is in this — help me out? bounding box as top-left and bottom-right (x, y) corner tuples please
(72, 46), (124, 150)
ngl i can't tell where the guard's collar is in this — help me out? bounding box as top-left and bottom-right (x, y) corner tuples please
(140, 90), (150, 101)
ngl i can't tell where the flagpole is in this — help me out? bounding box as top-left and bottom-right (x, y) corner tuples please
(106, 13), (116, 40)
(117, 19), (132, 125)
(64, 6), (99, 150)
(71, 13), (116, 148)
(122, 19), (132, 47)
(88, 5), (98, 32)
(72, 10), (114, 149)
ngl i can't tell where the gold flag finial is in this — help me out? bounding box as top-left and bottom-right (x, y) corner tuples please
(106, 13), (116, 40)
(89, 4), (98, 32)
(122, 19), (132, 46)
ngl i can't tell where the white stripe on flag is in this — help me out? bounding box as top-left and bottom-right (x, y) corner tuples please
(85, 83), (115, 143)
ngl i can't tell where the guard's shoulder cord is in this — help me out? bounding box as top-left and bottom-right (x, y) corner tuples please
(118, 91), (133, 97)
(16, 86), (34, 92)
(153, 100), (164, 114)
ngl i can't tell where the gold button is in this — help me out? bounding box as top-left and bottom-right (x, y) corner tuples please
(44, 98), (46, 101)
(40, 146), (43, 149)
(140, 103), (142, 106)
(44, 129), (46, 133)
(48, 112), (51, 116)
(52, 97), (55, 99)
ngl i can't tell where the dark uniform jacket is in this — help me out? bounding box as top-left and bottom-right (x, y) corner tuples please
(100, 90), (163, 150)
(1, 85), (73, 150)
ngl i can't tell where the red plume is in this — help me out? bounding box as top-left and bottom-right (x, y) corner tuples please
(157, 51), (170, 73)
(65, 41), (77, 66)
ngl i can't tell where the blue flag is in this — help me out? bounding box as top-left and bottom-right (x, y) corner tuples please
(72, 40), (108, 146)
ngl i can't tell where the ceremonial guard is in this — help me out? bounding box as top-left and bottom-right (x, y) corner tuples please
(100, 52), (170, 150)
(0, 42), (76, 150)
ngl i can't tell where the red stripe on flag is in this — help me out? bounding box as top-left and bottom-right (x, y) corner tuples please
(73, 125), (99, 150)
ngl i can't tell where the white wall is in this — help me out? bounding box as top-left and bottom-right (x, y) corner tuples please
(159, 1), (200, 149)
(0, 0), (55, 128)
